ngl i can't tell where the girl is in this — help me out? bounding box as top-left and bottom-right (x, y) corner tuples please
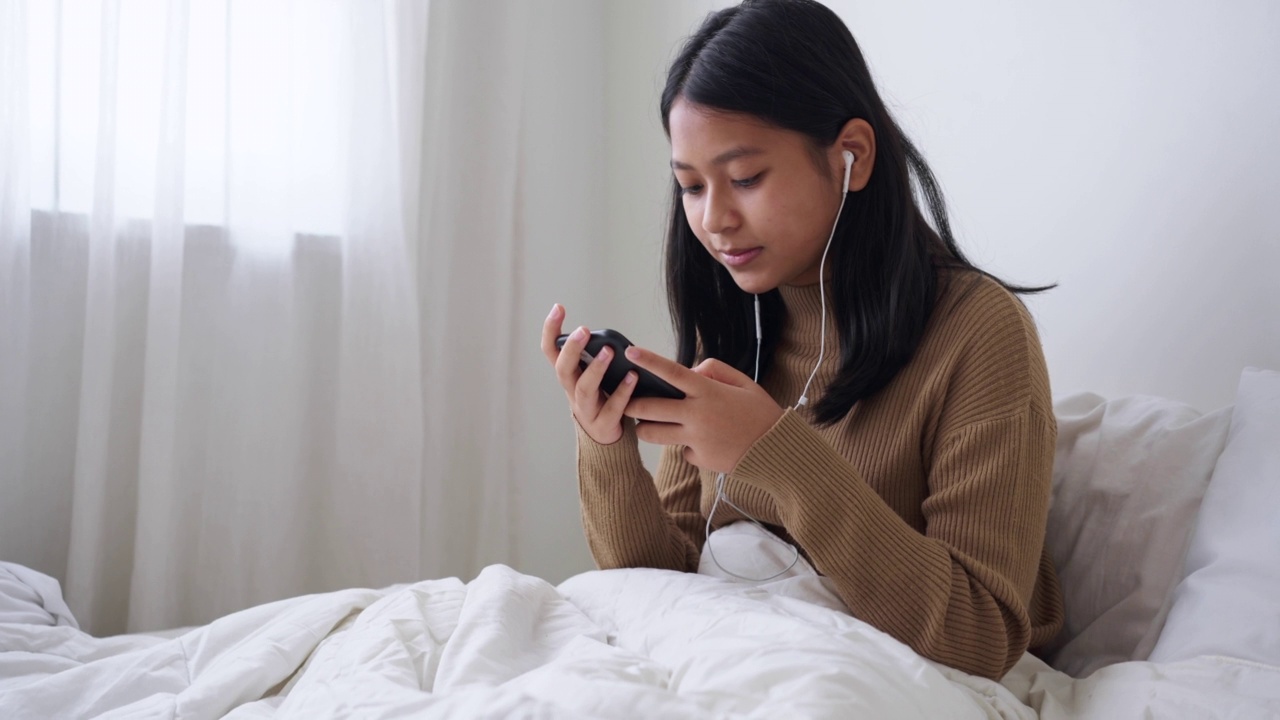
(541, 0), (1062, 681)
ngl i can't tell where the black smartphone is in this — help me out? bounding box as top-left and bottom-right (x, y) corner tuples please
(555, 329), (686, 400)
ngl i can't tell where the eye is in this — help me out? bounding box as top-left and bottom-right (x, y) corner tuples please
(732, 172), (763, 188)
(679, 184), (704, 197)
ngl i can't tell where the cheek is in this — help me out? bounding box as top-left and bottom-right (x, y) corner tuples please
(682, 197), (712, 245)
(770, 177), (821, 217)
(766, 181), (834, 242)
(741, 192), (790, 237)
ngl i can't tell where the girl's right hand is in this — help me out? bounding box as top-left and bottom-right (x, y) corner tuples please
(541, 304), (639, 445)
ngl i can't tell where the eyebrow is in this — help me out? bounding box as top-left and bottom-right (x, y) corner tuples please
(670, 146), (765, 171)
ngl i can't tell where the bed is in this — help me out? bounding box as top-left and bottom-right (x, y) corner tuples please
(1, 368), (1277, 718)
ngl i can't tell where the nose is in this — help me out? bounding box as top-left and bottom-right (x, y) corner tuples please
(700, 186), (738, 236)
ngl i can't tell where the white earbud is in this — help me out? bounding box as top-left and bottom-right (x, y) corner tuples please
(841, 150), (854, 191)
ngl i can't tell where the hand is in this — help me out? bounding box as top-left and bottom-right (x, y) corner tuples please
(621, 346), (785, 474)
(541, 304), (639, 445)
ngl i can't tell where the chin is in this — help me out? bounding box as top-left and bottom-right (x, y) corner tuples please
(727, 271), (779, 296)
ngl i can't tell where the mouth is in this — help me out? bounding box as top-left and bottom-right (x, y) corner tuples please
(719, 247), (763, 268)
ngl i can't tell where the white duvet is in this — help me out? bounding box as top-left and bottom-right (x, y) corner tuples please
(2, 526), (1278, 719)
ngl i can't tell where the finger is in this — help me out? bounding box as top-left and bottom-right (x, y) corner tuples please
(555, 325), (591, 394)
(540, 304), (567, 365)
(691, 358), (754, 387)
(574, 344), (615, 410)
(634, 420), (685, 446)
(623, 396), (686, 424)
(623, 345), (701, 396)
(682, 445), (702, 468)
(598, 369), (639, 424)
(679, 446), (719, 472)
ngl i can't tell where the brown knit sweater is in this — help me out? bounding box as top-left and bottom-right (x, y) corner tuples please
(574, 272), (1065, 680)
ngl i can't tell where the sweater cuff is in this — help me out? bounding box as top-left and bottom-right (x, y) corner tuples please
(732, 408), (858, 496)
(574, 415), (645, 478)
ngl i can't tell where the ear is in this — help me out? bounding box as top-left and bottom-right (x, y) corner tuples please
(831, 118), (875, 192)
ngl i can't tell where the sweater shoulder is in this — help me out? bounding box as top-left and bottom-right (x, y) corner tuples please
(934, 271), (1034, 334)
(917, 272), (1053, 429)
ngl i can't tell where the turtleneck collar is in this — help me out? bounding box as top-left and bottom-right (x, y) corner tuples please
(775, 282), (837, 358)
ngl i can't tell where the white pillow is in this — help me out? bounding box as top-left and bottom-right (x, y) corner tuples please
(1149, 367), (1280, 664)
(1041, 393), (1232, 677)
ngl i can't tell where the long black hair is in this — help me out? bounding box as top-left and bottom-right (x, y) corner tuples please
(661, 0), (1051, 425)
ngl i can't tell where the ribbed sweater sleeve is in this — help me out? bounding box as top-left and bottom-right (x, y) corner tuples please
(733, 407), (1053, 679)
(731, 283), (1056, 680)
(575, 418), (702, 571)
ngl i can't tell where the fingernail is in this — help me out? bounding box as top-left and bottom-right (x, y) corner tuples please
(596, 347), (612, 362)
(570, 326), (586, 340)
(625, 346), (640, 360)
(547, 304), (559, 318)
(623, 372), (637, 385)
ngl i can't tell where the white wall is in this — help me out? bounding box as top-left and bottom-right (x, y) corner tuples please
(829, 0), (1280, 411)
(600, 0), (1280, 413)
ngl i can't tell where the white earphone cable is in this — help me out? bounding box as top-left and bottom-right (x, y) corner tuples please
(798, 151), (852, 407)
(704, 150), (854, 582)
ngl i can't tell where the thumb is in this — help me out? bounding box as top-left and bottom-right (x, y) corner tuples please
(692, 358), (753, 387)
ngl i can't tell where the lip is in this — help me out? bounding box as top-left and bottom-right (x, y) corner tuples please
(719, 247), (763, 267)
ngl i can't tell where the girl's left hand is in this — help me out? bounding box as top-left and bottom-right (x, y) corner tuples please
(622, 346), (785, 474)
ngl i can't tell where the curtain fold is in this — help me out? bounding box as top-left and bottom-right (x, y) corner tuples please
(125, 0), (190, 630)
(415, 0), (533, 582)
(1, 0), (451, 635)
(0, 0), (35, 586)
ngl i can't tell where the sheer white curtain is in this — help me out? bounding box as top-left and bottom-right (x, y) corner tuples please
(0, 0), (559, 635)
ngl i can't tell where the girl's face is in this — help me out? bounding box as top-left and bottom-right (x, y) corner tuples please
(669, 98), (846, 294)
